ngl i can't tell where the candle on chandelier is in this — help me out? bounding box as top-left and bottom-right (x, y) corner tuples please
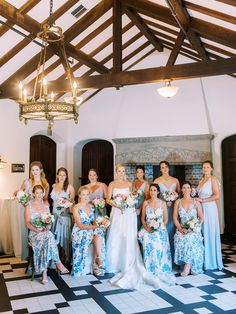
(18, 82), (23, 100)
(23, 89), (27, 102)
(43, 78), (48, 96)
(51, 91), (54, 101)
(72, 81), (77, 99)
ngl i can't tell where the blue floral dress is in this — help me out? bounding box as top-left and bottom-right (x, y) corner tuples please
(71, 207), (106, 277)
(138, 201), (175, 286)
(174, 200), (204, 274)
(51, 189), (72, 260)
(28, 203), (60, 273)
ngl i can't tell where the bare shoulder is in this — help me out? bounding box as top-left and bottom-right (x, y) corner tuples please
(100, 182), (108, 189)
(153, 177), (160, 183)
(127, 181), (133, 188)
(108, 181), (115, 188)
(211, 176), (218, 183)
(143, 200), (148, 208)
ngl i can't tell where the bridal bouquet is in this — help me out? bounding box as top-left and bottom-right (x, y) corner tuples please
(16, 190), (30, 206)
(182, 217), (201, 233)
(56, 197), (73, 215)
(92, 197), (106, 213)
(126, 191), (139, 208)
(112, 194), (127, 213)
(190, 187), (199, 198)
(148, 215), (163, 231)
(95, 215), (110, 229)
(33, 212), (54, 230)
(162, 190), (178, 202)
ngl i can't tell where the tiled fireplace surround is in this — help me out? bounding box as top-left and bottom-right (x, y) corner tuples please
(113, 134), (213, 187)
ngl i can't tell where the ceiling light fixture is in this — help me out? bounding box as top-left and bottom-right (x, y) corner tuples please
(157, 80), (179, 98)
(17, 0), (82, 136)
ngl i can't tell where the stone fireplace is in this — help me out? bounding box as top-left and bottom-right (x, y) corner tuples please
(113, 134), (213, 186)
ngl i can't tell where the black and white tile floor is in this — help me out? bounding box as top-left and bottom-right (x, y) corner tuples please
(1, 243), (236, 314)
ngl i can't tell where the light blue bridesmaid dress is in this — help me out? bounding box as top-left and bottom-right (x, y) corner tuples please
(198, 179), (223, 270)
(134, 180), (148, 230)
(174, 200), (204, 274)
(50, 189), (72, 261)
(159, 182), (177, 261)
(20, 179), (34, 260)
(89, 187), (106, 217)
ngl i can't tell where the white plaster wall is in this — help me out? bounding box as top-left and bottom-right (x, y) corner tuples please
(0, 99), (68, 198)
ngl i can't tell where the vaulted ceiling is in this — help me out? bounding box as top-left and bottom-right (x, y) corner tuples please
(0, 0), (236, 105)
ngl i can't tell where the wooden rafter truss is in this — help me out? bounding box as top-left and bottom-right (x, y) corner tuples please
(0, 0), (236, 104)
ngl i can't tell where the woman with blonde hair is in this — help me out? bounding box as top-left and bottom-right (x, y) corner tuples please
(71, 186), (105, 277)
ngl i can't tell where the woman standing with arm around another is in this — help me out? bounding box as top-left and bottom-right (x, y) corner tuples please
(173, 181), (204, 276)
(133, 165), (149, 230)
(196, 160), (223, 270)
(50, 167), (75, 264)
(154, 161), (180, 261)
(17, 161), (49, 260)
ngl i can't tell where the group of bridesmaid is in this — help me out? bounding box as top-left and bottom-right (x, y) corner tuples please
(18, 159), (223, 288)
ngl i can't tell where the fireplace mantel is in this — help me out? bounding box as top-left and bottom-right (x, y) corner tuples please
(113, 134), (213, 165)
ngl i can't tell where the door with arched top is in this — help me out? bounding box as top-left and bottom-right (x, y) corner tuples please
(30, 135), (56, 195)
(81, 140), (114, 186)
(222, 135), (236, 234)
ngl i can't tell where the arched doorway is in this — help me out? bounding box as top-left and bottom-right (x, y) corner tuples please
(81, 140), (114, 186)
(30, 135), (56, 194)
(222, 135), (236, 235)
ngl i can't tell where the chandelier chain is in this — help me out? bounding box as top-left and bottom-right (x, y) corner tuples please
(49, 0), (53, 27)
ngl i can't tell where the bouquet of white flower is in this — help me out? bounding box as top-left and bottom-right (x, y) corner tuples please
(92, 198), (106, 213)
(148, 214), (163, 231)
(33, 212), (54, 230)
(190, 187), (199, 198)
(162, 190), (178, 202)
(95, 215), (110, 229)
(126, 192), (139, 208)
(16, 190), (30, 206)
(182, 217), (201, 233)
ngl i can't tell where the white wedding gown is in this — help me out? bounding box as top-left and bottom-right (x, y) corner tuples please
(106, 187), (167, 290)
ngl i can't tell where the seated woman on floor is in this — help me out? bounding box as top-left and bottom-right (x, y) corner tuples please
(71, 186), (106, 277)
(173, 181), (204, 276)
(24, 185), (68, 284)
(138, 183), (175, 286)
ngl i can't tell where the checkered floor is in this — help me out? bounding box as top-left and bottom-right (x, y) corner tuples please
(1, 242), (236, 314)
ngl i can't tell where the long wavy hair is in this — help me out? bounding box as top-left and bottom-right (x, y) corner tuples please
(30, 161), (49, 190)
(56, 167), (69, 192)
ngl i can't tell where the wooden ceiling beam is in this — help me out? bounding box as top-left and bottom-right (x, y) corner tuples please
(165, 0), (208, 61)
(123, 0), (236, 50)
(123, 6), (163, 52)
(185, 1), (236, 25)
(215, 0), (236, 6)
(0, 0), (40, 37)
(0, 0), (109, 74)
(113, 0), (123, 72)
(166, 31), (185, 66)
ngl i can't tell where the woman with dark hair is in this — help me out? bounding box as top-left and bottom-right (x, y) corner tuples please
(51, 167), (75, 263)
(138, 183), (175, 286)
(154, 161), (180, 260)
(133, 165), (149, 229)
(24, 185), (68, 284)
(173, 181), (204, 276)
(196, 161), (223, 270)
(85, 168), (108, 216)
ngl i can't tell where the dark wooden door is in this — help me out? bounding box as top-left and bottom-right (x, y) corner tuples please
(222, 135), (236, 235)
(81, 140), (114, 186)
(30, 135), (56, 194)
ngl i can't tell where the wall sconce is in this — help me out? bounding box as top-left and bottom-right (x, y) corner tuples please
(0, 156), (7, 169)
(157, 79), (179, 98)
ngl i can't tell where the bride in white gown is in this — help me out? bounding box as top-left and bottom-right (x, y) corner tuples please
(106, 164), (173, 290)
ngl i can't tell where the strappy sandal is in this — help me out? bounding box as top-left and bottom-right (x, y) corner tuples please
(181, 264), (190, 277)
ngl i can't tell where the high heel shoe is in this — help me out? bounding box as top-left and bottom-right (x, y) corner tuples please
(41, 278), (49, 284)
(181, 264), (190, 277)
(58, 267), (69, 275)
(95, 257), (104, 269)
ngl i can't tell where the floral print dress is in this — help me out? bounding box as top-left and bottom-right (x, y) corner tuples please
(174, 200), (204, 274)
(138, 202), (175, 286)
(71, 207), (106, 277)
(28, 203), (60, 273)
